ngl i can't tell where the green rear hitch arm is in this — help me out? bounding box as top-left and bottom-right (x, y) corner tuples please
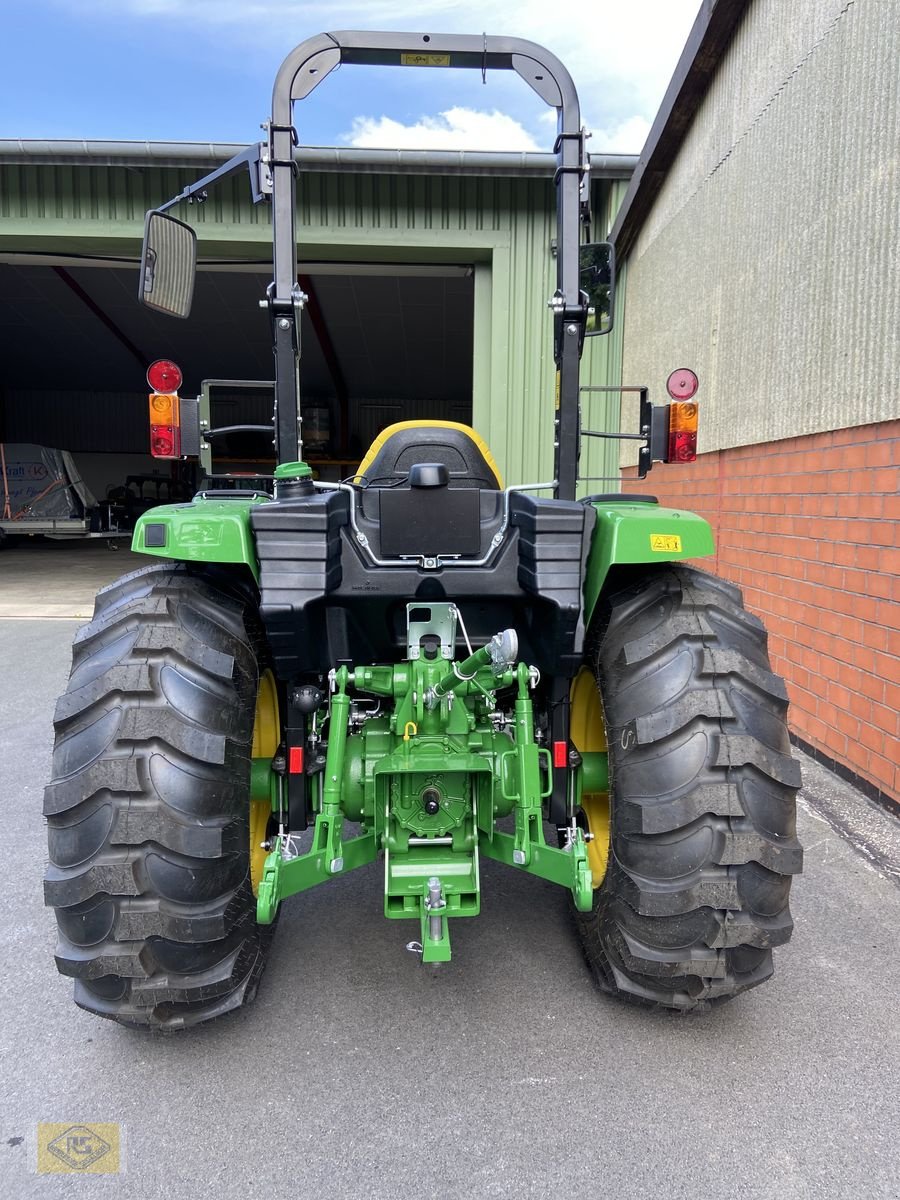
(480, 664), (593, 912)
(313, 668), (351, 874)
(257, 667), (378, 924)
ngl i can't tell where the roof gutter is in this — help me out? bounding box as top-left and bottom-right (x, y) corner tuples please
(609, 0), (748, 258)
(0, 140), (637, 179)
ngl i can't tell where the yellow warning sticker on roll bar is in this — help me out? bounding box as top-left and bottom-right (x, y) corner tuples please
(650, 534), (682, 552)
(400, 53), (451, 67)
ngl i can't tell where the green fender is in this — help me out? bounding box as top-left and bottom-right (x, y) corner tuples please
(583, 499), (715, 625)
(131, 495), (270, 580)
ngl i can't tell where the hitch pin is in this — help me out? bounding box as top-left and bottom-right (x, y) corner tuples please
(425, 876), (445, 942)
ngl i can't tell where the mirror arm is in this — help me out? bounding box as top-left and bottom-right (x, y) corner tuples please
(156, 143), (267, 214)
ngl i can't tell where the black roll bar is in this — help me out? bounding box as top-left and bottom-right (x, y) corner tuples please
(265, 32), (588, 497)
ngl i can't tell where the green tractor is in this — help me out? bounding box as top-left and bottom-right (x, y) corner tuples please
(44, 32), (802, 1028)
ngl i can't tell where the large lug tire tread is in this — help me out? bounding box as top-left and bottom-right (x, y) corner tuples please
(44, 562), (275, 1030)
(576, 565), (802, 1010)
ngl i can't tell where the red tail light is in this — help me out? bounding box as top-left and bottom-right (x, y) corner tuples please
(150, 425), (179, 457)
(663, 370), (700, 464)
(667, 429), (698, 462)
(667, 398), (699, 463)
(147, 360), (182, 459)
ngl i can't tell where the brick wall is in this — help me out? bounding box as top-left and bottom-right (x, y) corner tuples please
(621, 419), (900, 804)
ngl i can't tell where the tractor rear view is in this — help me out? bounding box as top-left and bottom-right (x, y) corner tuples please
(44, 32), (801, 1028)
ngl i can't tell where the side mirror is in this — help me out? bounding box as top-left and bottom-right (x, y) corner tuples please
(138, 210), (197, 319)
(580, 242), (615, 336)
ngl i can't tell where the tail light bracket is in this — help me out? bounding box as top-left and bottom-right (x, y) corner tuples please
(637, 395), (671, 479)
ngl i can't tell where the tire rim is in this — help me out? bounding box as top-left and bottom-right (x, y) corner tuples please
(570, 667), (610, 888)
(250, 670), (279, 896)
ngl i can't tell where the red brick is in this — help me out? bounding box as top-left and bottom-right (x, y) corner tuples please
(858, 671), (887, 703)
(864, 753), (896, 794)
(859, 723), (885, 755)
(826, 681), (852, 710)
(861, 522), (897, 548)
(801, 715), (829, 744)
(876, 601), (900, 631)
(855, 544), (885, 570)
(835, 708), (861, 738)
(865, 573), (893, 601)
(875, 649), (900, 683)
(872, 467), (900, 493)
(870, 702), (900, 738)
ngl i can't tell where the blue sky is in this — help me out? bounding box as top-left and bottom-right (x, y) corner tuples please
(1, 1), (701, 153)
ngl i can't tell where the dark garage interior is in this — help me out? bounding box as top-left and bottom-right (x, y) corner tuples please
(0, 259), (474, 504)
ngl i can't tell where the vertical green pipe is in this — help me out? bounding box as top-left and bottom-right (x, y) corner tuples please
(322, 690), (351, 813)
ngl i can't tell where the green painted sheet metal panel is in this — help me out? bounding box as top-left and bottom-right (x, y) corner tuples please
(583, 500), (716, 624)
(132, 495), (268, 577)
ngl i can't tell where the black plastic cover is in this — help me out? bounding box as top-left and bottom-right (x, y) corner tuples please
(380, 487), (480, 557)
(251, 487), (595, 681)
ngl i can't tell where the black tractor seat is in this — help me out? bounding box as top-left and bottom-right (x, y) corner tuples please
(354, 421), (503, 490)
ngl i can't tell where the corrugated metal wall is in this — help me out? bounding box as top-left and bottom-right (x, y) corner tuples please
(620, 0), (899, 452)
(0, 162), (623, 489)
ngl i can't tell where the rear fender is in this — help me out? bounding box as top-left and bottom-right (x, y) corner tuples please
(583, 500), (715, 625)
(132, 495), (270, 580)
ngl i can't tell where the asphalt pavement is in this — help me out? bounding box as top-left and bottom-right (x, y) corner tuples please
(1, 610), (899, 1200)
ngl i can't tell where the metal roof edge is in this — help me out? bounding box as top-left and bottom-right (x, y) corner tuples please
(608, 0), (749, 258)
(0, 140), (637, 179)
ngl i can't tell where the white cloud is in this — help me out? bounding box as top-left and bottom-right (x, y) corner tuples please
(346, 106), (541, 151)
(591, 115), (651, 154)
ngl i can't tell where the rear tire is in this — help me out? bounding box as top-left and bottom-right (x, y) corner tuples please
(44, 562), (275, 1029)
(575, 565), (802, 1009)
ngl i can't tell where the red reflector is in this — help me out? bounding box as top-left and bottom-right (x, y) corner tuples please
(288, 746), (304, 774)
(147, 358), (183, 392)
(553, 741), (567, 768)
(150, 424), (179, 458)
(666, 367), (699, 400)
(668, 429), (698, 463)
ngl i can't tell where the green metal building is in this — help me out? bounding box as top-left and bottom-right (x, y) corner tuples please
(0, 142), (633, 498)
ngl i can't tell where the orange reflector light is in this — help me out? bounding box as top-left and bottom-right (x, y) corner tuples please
(148, 391), (180, 458)
(669, 400), (699, 432)
(667, 399), (699, 463)
(148, 391), (178, 424)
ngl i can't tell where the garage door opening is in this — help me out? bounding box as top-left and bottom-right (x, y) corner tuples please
(0, 258), (475, 498)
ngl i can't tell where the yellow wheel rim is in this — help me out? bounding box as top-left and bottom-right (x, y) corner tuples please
(570, 667), (610, 888)
(250, 670), (279, 896)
